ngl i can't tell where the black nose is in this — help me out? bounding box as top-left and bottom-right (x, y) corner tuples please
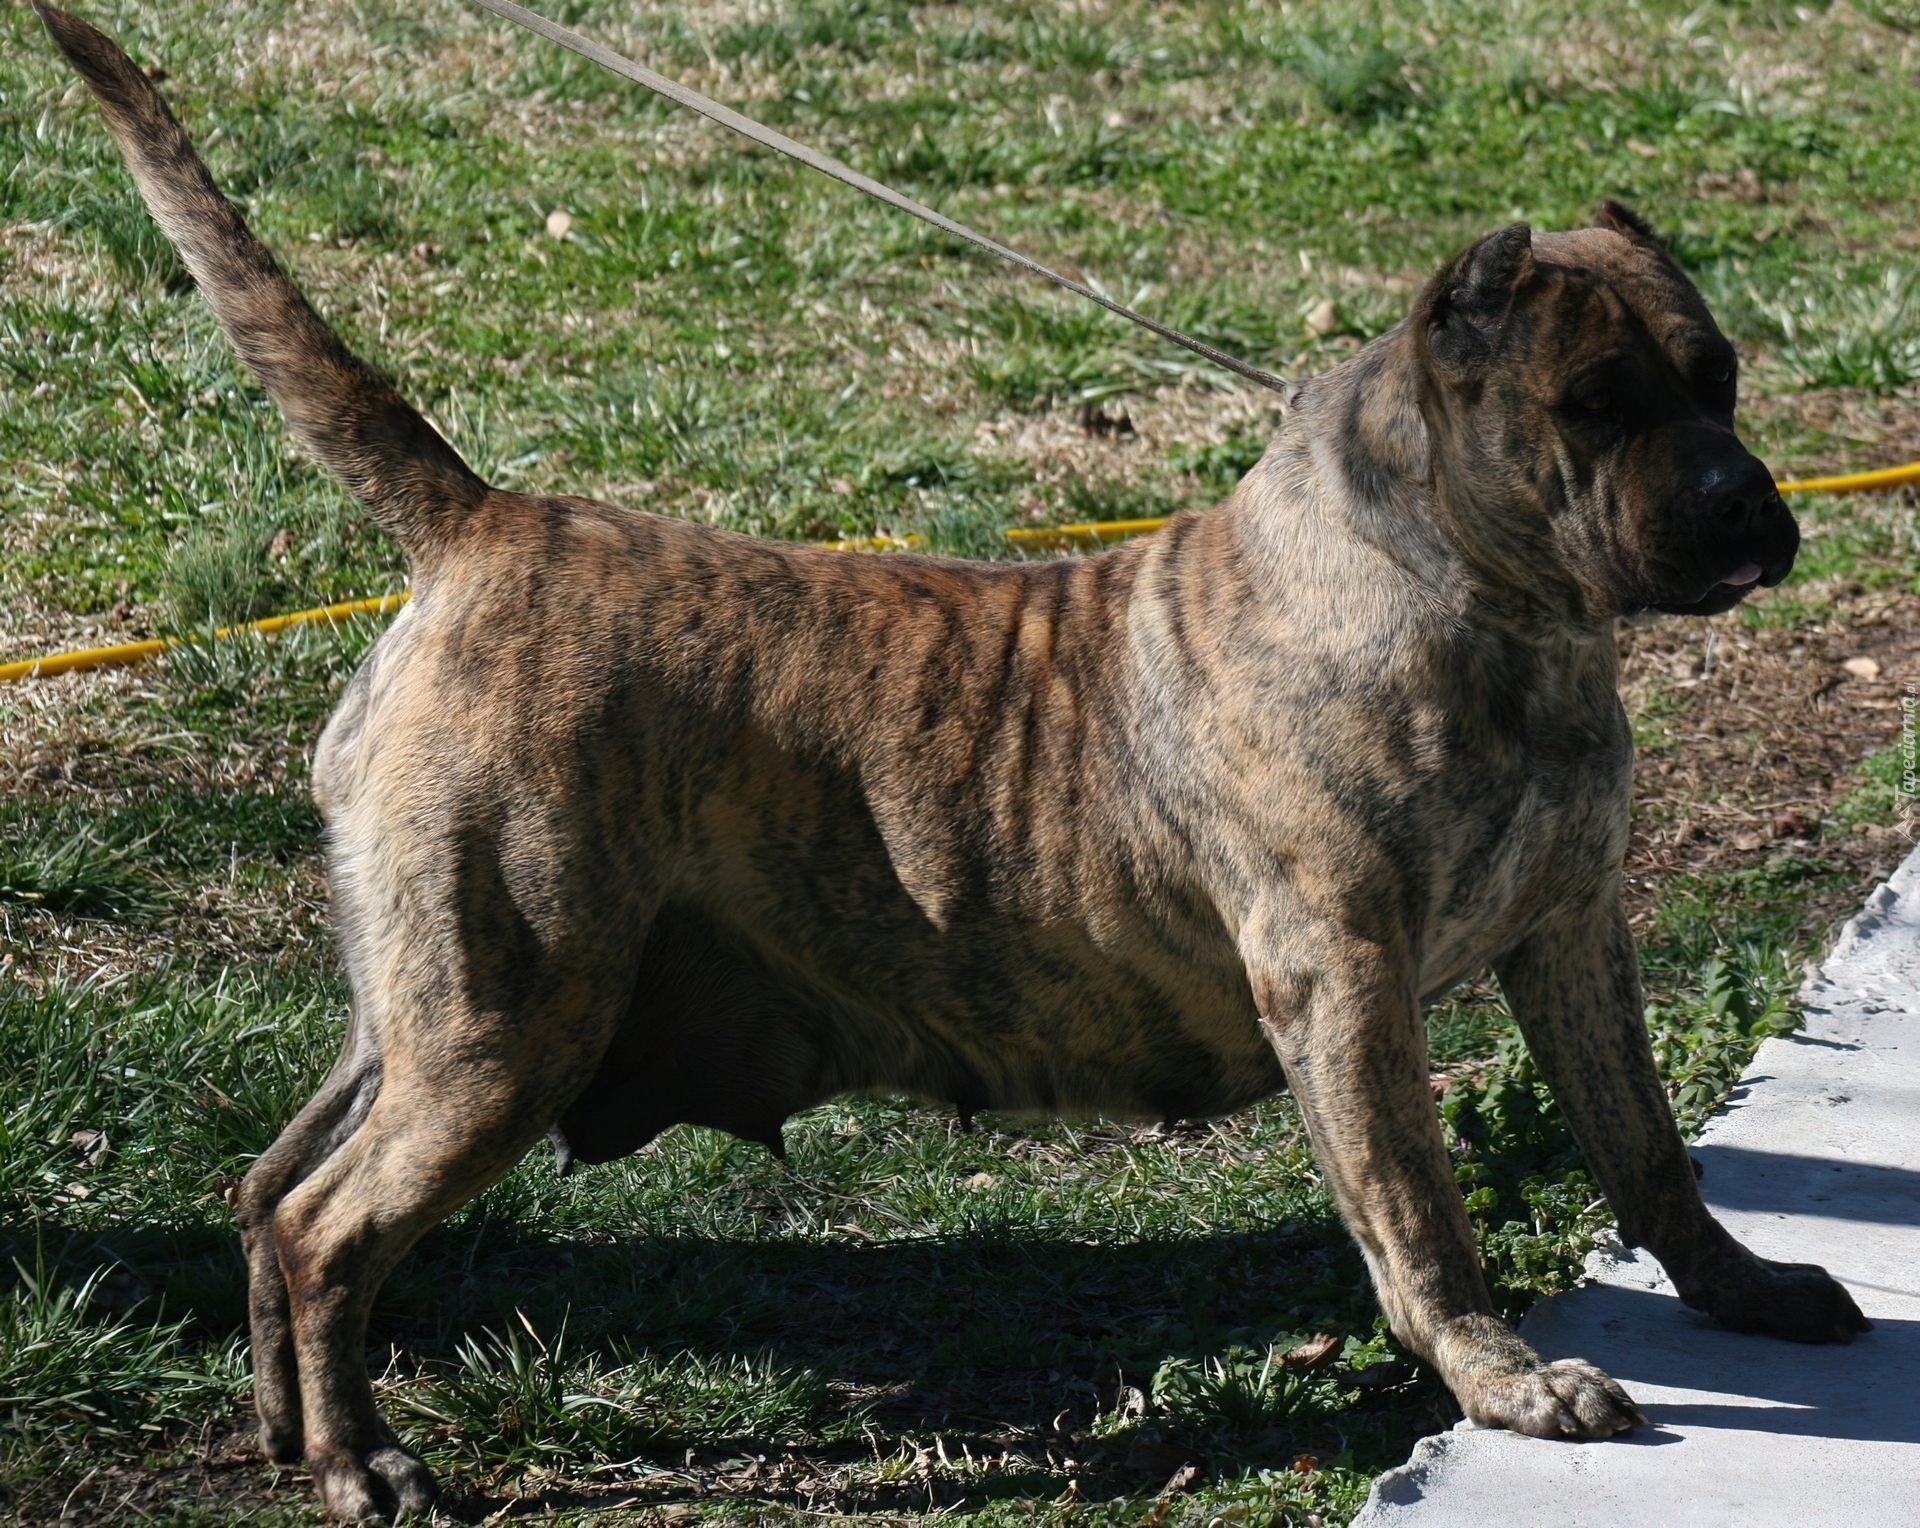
(1698, 455), (1780, 533)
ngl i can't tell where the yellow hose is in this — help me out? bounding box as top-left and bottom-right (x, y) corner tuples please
(1001, 516), (1173, 550)
(826, 516), (1170, 553)
(1772, 460), (1920, 495)
(0, 593), (407, 685)
(2, 457), (1910, 685)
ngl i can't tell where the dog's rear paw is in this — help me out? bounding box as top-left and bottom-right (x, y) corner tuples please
(311, 1444), (436, 1521)
(1688, 1255), (1873, 1345)
(1464, 1357), (1645, 1440)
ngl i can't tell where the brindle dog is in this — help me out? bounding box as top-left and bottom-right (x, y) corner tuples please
(39, 6), (1869, 1519)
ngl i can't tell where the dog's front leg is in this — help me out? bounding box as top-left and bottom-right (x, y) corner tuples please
(1249, 925), (1643, 1438)
(1495, 895), (1869, 1343)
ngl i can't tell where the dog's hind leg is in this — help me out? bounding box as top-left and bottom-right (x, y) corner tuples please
(259, 794), (654, 1518)
(268, 977), (629, 1520)
(1245, 918), (1645, 1440)
(235, 1012), (383, 1466)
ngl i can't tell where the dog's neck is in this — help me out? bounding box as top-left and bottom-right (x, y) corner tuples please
(1254, 325), (1603, 631)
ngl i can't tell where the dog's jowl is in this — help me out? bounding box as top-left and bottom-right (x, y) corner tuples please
(36, 5), (1868, 1519)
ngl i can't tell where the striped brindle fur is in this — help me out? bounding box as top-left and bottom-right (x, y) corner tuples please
(35, 6), (1866, 1520)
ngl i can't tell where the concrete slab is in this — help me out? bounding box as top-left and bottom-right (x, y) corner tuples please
(1353, 844), (1920, 1528)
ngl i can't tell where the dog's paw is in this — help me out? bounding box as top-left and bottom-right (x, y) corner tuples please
(1686, 1254), (1873, 1344)
(310, 1443), (436, 1521)
(1462, 1357), (1645, 1440)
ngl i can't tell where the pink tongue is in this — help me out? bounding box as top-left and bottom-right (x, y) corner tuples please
(1719, 562), (1763, 587)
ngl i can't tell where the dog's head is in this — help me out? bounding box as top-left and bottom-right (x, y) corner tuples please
(1413, 200), (1796, 617)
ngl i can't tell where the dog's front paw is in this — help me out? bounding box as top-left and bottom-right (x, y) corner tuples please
(1460, 1356), (1645, 1440)
(310, 1443), (436, 1521)
(1433, 1314), (1643, 1440)
(1683, 1252), (1872, 1344)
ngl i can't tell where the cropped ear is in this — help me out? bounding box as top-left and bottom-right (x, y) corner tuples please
(1422, 222), (1535, 378)
(1594, 197), (1662, 247)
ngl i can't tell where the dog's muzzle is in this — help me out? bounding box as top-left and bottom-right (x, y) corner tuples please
(1649, 445), (1800, 616)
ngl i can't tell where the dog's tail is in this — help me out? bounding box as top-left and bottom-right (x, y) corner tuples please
(35, 4), (488, 564)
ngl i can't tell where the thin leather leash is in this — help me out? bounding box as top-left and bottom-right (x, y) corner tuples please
(465, 0), (1290, 395)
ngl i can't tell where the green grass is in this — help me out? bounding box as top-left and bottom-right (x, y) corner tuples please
(0, 805), (166, 921)
(2, 0), (1919, 1521)
(1829, 742), (1914, 832)
(0, 1252), (249, 1465)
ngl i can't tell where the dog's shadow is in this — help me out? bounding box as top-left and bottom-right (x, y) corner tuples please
(375, 1215), (1382, 1433)
(1535, 1282), (1920, 1450)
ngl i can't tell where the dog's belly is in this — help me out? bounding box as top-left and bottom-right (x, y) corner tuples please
(555, 886), (1283, 1165)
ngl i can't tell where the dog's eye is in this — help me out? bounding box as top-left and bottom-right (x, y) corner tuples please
(1582, 389), (1611, 412)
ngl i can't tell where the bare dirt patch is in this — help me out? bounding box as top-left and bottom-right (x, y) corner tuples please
(1618, 581), (1917, 939)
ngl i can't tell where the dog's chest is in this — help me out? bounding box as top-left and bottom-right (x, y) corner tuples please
(1411, 668), (1632, 992)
